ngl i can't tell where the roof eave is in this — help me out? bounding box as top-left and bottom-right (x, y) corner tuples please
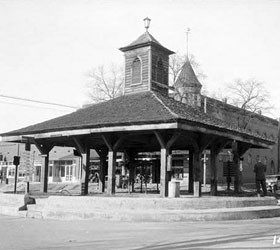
(119, 42), (175, 55)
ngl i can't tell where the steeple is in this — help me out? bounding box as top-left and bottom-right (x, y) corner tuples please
(174, 28), (202, 107)
(174, 57), (202, 107)
(119, 18), (174, 96)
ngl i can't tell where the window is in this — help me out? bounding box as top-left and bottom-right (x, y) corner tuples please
(271, 160), (275, 174)
(131, 57), (141, 84)
(156, 59), (164, 83)
(247, 154), (252, 164)
(264, 156), (267, 165)
(152, 56), (157, 81)
(61, 166), (65, 177)
(49, 166), (52, 177)
(152, 56), (167, 84)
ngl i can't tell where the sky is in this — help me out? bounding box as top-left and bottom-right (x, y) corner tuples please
(0, 0), (280, 135)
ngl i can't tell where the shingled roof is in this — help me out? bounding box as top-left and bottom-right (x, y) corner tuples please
(119, 31), (174, 55)
(0, 90), (274, 146)
(175, 58), (202, 89)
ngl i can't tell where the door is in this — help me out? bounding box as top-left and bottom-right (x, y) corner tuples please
(65, 165), (73, 181)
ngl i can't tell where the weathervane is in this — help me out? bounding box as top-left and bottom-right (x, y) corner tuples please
(186, 27), (191, 58)
(143, 17), (151, 32)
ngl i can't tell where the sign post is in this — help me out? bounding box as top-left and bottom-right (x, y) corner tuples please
(24, 142), (31, 193)
(13, 156), (20, 194)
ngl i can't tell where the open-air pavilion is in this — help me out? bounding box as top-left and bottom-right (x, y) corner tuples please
(0, 20), (274, 198)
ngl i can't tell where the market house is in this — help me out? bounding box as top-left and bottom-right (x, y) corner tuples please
(0, 19), (274, 197)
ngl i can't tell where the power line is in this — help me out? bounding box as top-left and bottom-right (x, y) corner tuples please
(0, 100), (74, 112)
(0, 94), (80, 109)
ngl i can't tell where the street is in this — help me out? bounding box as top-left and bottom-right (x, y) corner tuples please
(0, 215), (280, 249)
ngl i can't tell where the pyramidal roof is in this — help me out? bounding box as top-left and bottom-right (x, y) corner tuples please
(175, 58), (202, 88)
(0, 90), (274, 147)
(120, 31), (174, 55)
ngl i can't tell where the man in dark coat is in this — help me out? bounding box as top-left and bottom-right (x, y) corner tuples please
(254, 157), (267, 196)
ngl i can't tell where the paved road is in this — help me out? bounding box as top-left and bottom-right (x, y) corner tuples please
(0, 215), (280, 250)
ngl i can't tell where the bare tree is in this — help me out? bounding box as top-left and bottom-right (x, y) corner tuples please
(227, 78), (272, 114)
(86, 64), (124, 103)
(212, 78), (273, 129)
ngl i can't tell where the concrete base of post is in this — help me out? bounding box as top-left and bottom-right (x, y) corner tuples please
(168, 181), (180, 198)
(193, 181), (200, 197)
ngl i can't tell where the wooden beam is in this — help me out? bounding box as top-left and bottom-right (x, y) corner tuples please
(197, 135), (216, 152)
(166, 132), (181, 149)
(154, 130), (165, 148)
(102, 134), (125, 151)
(73, 137), (86, 154)
(101, 135), (113, 151)
(33, 140), (44, 154)
(179, 123), (274, 148)
(1, 123), (179, 142)
(238, 143), (252, 157)
(1, 121), (274, 150)
(33, 140), (55, 155)
(113, 136), (125, 151)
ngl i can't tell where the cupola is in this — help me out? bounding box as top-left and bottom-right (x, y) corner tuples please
(119, 18), (174, 96)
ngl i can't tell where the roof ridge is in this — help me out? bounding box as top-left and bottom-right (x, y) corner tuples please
(203, 95), (279, 125)
(151, 92), (179, 119)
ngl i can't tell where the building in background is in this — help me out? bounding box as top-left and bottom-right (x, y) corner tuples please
(0, 142), (82, 184)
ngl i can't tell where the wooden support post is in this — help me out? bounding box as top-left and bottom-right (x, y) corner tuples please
(188, 149), (194, 193)
(81, 147), (90, 195)
(33, 140), (54, 194)
(72, 137), (90, 195)
(188, 135), (215, 197)
(129, 161), (136, 193)
(154, 131), (180, 198)
(40, 154), (49, 193)
(107, 150), (116, 195)
(210, 147), (218, 196)
(126, 151), (136, 193)
(102, 134), (124, 195)
(193, 150), (202, 197)
(160, 148), (168, 197)
(98, 149), (107, 193)
(232, 141), (240, 194)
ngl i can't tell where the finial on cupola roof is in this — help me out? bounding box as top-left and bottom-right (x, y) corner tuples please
(186, 27), (191, 58)
(143, 17), (151, 32)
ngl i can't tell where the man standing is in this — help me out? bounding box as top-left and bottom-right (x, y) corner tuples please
(254, 157), (267, 196)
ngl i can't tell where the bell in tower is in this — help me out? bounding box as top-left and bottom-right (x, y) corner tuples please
(119, 18), (174, 96)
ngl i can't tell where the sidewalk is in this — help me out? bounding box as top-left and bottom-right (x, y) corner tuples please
(1, 181), (280, 222)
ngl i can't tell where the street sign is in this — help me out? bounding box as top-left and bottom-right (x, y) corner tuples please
(21, 151), (34, 181)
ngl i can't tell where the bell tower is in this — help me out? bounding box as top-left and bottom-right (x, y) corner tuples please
(119, 18), (174, 96)
(174, 58), (202, 107)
